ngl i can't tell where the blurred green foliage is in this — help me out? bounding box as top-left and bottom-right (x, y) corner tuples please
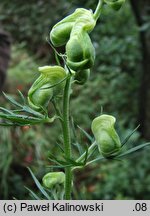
(0, 0), (149, 200)
(8, 43), (39, 87)
(0, 0), (69, 54)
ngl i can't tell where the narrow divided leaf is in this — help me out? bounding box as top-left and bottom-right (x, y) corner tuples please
(121, 124), (140, 146)
(118, 142), (150, 158)
(17, 89), (26, 105)
(3, 92), (23, 108)
(25, 186), (41, 200)
(77, 125), (94, 142)
(27, 167), (51, 200)
(0, 91), (55, 126)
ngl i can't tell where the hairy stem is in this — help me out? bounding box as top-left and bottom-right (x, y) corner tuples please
(93, 0), (104, 21)
(62, 75), (72, 200)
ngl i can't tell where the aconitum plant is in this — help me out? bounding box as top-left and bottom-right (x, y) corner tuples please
(0, 0), (150, 200)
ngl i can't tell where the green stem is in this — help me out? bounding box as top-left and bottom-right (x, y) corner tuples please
(62, 75), (72, 200)
(93, 0), (104, 21)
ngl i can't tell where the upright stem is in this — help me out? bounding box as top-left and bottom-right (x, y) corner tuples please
(93, 0), (104, 21)
(62, 75), (72, 200)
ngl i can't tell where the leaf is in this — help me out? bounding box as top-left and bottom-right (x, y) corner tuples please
(84, 155), (105, 167)
(25, 186), (41, 200)
(48, 154), (69, 167)
(48, 152), (85, 169)
(71, 116), (77, 141)
(47, 164), (70, 169)
(27, 167), (51, 200)
(23, 106), (45, 117)
(48, 154), (68, 167)
(0, 112), (45, 125)
(79, 142), (150, 167)
(77, 125), (94, 142)
(3, 92), (23, 108)
(0, 123), (17, 126)
(87, 144), (97, 160)
(17, 90), (47, 118)
(55, 142), (64, 153)
(3, 91), (46, 117)
(83, 146), (89, 165)
(17, 90), (26, 105)
(121, 124), (140, 146)
(64, 155), (90, 168)
(0, 107), (14, 115)
(22, 106), (46, 118)
(1, 91), (50, 125)
(71, 117), (83, 155)
(118, 142), (150, 158)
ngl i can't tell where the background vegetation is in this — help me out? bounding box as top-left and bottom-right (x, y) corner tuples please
(0, 0), (150, 199)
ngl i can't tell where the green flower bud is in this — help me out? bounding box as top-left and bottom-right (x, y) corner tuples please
(38, 66), (66, 96)
(50, 22), (73, 47)
(91, 114), (121, 158)
(74, 69), (90, 85)
(66, 27), (95, 71)
(28, 83), (53, 111)
(42, 172), (65, 189)
(28, 66), (66, 111)
(50, 8), (96, 47)
(73, 8), (96, 32)
(104, 0), (125, 10)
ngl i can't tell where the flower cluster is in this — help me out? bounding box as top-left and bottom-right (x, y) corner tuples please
(50, 8), (97, 84)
